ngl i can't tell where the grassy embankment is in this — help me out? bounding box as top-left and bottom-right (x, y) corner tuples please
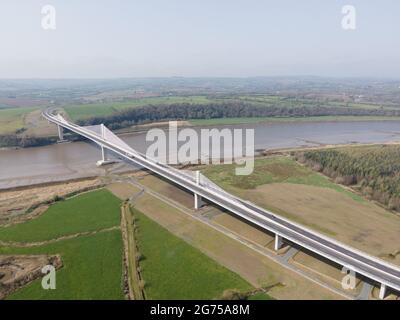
(0, 189), (124, 299)
(121, 202), (145, 300)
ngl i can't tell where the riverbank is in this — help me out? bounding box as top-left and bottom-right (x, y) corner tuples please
(3, 115), (400, 151)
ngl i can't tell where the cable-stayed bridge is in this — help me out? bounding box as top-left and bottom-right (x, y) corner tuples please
(43, 108), (400, 299)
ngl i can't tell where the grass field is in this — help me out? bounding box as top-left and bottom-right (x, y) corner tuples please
(201, 156), (363, 202)
(0, 230), (124, 300)
(0, 189), (124, 299)
(0, 107), (39, 134)
(0, 189), (121, 242)
(133, 207), (259, 299)
(64, 96), (213, 121)
(235, 95), (392, 110)
(189, 115), (400, 126)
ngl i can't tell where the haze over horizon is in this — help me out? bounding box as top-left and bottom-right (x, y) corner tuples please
(1, 0), (399, 79)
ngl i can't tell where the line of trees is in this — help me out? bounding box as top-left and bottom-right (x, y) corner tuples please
(77, 102), (400, 130)
(0, 131), (84, 148)
(296, 145), (400, 211)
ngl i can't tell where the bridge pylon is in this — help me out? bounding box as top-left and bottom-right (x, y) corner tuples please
(96, 124), (114, 166)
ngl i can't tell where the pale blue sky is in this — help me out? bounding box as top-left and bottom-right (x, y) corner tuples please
(0, 0), (399, 78)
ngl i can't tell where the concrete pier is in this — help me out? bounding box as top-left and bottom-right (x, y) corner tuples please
(194, 170), (203, 209)
(96, 145), (114, 166)
(57, 125), (64, 141)
(274, 234), (283, 251)
(379, 283), (387, 300)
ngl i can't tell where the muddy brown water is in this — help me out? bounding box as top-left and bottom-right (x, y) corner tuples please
(1, 120), (400, 189)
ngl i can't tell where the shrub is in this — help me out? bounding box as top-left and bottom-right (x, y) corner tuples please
(221, 289), (246, 300)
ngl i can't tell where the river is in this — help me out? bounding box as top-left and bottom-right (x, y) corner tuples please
(1, 120), (400, 189)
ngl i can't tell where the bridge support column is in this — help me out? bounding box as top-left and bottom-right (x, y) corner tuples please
(194, 194), (202, 210)
(96, 145), (111, 166)
(194, 170), (203, 210)
(101, 123), (106, 139)
(274, 234), (283, 251)
(57, 125), (64, 141)
(379, 283), (387, 300)
(101, 146), (107, 162)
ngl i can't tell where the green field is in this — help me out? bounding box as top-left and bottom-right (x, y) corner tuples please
(64, 96), (213, 121)
(0, 189), (124, 299)
(1, 230), (124, 300)
(0, 107), (38, 134)
(189, 115), (400, 126)
(226, 94), (394, 110)
(0, 189), (121, 243)
(0, 187), (271, 300)
(201, 156), (364, 202)
(133, 208), (263, 299)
